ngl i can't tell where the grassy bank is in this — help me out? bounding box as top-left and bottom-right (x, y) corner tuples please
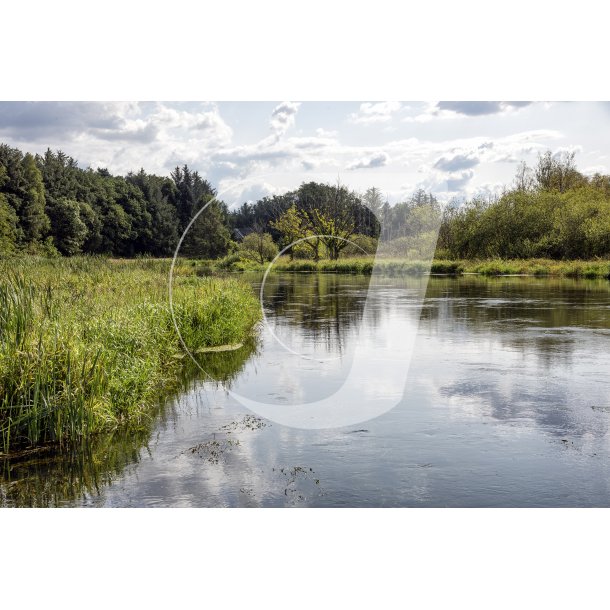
(0, 257), (261, 454)
(458, 258), (610, 278)
(209, 255), (610, 279)
(213, 256), (462, 275)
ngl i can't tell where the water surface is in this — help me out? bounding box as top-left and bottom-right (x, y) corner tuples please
(3, 273), (610, 507)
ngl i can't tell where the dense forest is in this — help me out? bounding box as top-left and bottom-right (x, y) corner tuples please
(0, 143), (378, 258)
(0, 144), (231, 257)
(2, 142), (610, 261)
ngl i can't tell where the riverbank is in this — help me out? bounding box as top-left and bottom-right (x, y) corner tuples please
(211, 255), (610, 279)
(0, 257), (261, 454)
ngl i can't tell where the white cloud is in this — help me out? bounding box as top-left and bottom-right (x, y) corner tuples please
(434, 152), (480, 172)
(218, 179), (284, 207)
(347, 151), (390, 170)
(315, 127), (338, 138)
(446, 169), (475, 191)
(436, 101), (532, 116)
(148, 103), (233, 146)
(349, 101), (402, 125)
(552, 145), (583, 159)
(2, 101), (600, 207)
(583, 165), (608, 175)
(270, 101), (300, 138)
(404, 101), (534, 123)
(469, 182), (505, 201)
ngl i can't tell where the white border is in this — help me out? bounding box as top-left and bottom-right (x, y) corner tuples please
(1, 2), (609, 608)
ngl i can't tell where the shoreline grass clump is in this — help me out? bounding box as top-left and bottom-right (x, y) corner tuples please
(205, 254), (610, 280)
(460, 258), (610, 278)
(0, 257), (261, 454)
(211, 256), (464, 276)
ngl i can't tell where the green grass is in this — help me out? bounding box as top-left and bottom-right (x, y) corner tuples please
(459, 258), (610, 278)
(202, 254), (610, 279)
(0, 256), (261, 454)
(206, 256), (464, 276)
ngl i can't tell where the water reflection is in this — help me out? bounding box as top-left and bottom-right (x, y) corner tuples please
(0, 426), (153, 507)
(2, 274), (610, 507)
(0, 340), (258, 507)
(411, 277), (610, 471)
(261, 273), (372, 356)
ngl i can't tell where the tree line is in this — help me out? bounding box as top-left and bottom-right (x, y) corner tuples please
(0, 143), (380, 259)
(3, 141), (609, 261)
(437, 152), (610, 259)
(0, 144), (230, 257)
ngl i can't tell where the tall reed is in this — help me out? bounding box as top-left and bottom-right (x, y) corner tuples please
(0, 257), (260, 454)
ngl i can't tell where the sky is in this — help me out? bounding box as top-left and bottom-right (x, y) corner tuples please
(1, 101), (609, 208)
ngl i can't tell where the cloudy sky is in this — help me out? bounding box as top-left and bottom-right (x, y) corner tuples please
(1, 101), (609, 206)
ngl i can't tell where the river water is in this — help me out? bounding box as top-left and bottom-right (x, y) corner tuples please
(3, 273), (610, 507)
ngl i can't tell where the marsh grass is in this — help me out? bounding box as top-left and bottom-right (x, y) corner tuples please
(0, 257), (261, 454)
(207, 256), (463, 276)
(461, 258), (610, 278)
(203, 254), (610, 279)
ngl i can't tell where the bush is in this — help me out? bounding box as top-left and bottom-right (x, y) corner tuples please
(340, 234), (378, 257)
(238, 232), (278, 264)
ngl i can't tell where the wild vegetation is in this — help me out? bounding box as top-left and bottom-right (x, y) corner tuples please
(437, 152), (610, 260)
(0, 257), (260, 454)
(5, 142), (609, 268)
(0, 145), (230, 258)
(3, 143), (610, 453)
(205, 256), (610, 279)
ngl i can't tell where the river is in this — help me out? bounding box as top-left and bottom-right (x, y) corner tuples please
(2, 272), (610, 507)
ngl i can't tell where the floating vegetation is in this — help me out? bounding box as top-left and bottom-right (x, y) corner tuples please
(185, 414), (268, 464)
(591, 406), (610, 413)
(220, 415), (268, 432)
(272, 466), (323, 505)
(187, 437), (241, 464)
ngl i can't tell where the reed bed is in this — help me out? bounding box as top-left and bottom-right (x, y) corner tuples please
(209, 254), (610, 279)
(0, 257), (260, 454)
(461, 258), (610, 278)
(212, 256), (463, 275)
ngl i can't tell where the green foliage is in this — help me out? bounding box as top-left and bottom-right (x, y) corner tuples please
(231, 182), (380, 249)
(23, 236), (60, 257)
(0, 258), (261, 453)
(458, 258), (610, 278)
(438, 153), (610, 260)
(298, 183), (363, 260)
(238, 232), (278, 264)
(19, 153), (50, 243)
(180, 197), (231, 258)
(379, 189), (441, 242)
(46, 197), (88, 255)
(362, 186), (384, 218)
(216, 252), (244, 270)
(270, 204), (306, 260)
(533, 151), (586, 192)
(0, 144), (235, 258)
(339, 234), (378, 257)
(4, 140), (610, 266)
(0, 191), (18, 255)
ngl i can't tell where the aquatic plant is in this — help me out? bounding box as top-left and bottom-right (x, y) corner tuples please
(0, 257), (261, 453)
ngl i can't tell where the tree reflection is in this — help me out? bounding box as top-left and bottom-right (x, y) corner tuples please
(0, 339), (259, 507)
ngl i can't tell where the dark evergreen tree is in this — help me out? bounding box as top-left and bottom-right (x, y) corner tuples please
(0, 166), (18, 255)
(126, 170), (180, 256)
(180, 195), (231, 258)
(19, 153), (50, 243)
(46, 197), (88, 255)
